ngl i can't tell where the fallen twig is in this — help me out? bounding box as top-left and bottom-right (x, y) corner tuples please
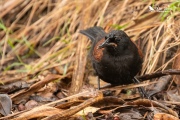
(137, 69), (180, 80)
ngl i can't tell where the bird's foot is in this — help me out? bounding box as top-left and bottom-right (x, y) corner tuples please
(133, 77), (150, 99)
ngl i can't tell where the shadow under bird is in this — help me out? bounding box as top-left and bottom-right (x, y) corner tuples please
(80, 26), (147, 97)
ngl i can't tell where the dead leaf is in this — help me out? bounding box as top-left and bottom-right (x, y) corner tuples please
(12, 106), (63, 120)
(154, 113), (179, 120)
(0, 94), (12, 116)
(127, 99), (178, 117)
(0, 81), (29, 94)
(167, 89), (180, 102)
(11, 74), (65, 104)
(146, 75), (171, 96)
(76, 106), (99, 115)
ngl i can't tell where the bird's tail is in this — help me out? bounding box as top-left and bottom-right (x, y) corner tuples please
(79, 26), (106, 42)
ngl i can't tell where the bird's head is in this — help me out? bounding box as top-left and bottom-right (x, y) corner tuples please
(98, 30), (130, 53)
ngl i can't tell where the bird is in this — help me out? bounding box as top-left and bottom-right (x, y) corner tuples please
(80, 26), (146, 97)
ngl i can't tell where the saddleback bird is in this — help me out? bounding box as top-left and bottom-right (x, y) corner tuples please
(80, 26), (147, 97)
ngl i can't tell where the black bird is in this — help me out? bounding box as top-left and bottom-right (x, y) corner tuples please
(80, 26), (146, 97)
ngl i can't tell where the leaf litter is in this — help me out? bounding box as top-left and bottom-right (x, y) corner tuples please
(0, 0), (180, 119)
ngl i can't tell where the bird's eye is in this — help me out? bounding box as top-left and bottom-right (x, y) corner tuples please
(115, 37), (119, 41)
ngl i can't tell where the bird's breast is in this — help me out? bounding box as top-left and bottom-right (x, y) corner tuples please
(93, 39), (105, 62)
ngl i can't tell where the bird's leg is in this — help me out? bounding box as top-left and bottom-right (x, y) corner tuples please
(97, 77), (100, 90)
(133, 77), (149, 98)
(96, 77), (112, 89)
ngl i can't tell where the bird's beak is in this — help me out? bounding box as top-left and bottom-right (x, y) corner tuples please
(98, 38), (117, 49)
(98, 38), (110, 49)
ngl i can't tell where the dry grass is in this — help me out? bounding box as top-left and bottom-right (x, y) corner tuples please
(0, 0), (179, 89)
(0, 0), (179, 106)
(0, 0), (180, 119)
(0, 0), (179, 86)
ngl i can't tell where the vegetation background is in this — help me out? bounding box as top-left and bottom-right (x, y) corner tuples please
(0, 0), (180, 119)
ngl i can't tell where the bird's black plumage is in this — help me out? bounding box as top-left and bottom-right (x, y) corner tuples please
(80, 26), (143, 86)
